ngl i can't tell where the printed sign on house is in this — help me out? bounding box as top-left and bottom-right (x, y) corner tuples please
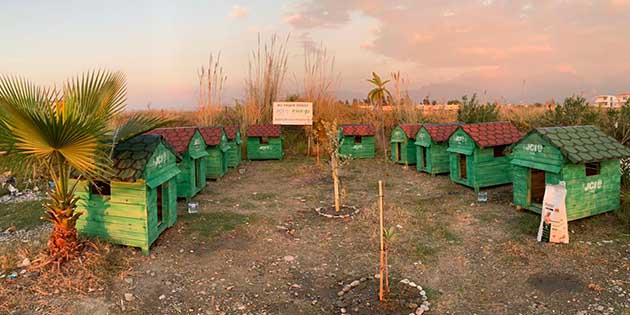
(273, 102), (313, 125)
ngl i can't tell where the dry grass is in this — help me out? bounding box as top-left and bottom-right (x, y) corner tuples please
(0, 239), (130, 314)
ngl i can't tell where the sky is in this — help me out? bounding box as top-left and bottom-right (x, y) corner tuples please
(1, 0), (630, 109)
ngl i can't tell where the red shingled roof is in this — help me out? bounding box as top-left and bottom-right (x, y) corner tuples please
(340, 124), (375, 136)
(198, 127), (223, 146)
(399, 124), (422, 139)
(423, 124), (460, 142)
(247, 124), (281, 137)
(147, 127), (198, 153)
(461, 122), (523, 147)
(223, 125), (240, 140)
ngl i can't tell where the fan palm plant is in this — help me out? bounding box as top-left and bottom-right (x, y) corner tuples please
(367, 72), (392, 157)
(0, 71), (170, 264)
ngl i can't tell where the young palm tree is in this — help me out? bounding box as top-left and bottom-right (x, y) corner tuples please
(0, 71), (169, 264)
(367, 72), (392, 157)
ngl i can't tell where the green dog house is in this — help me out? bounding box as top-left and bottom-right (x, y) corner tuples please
(391, 124), (422, 165)
(415, 124), (459, 175)
(224, 125), (242, 167)
(149, 127), (208, 198)
(447, 122), (522, 191)
(199, 126), (229, 179)
(74, 134), (180, 255)
(510, 125), (630, 221)
(338, 124), (376, 159)
(246, 124), (283, 160)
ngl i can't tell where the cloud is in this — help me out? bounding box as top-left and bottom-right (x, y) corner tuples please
(284, 0), (630, 101)
(229, 5), (249, 19)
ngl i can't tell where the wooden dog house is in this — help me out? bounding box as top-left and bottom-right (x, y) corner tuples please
(149, 127), (208, 198)
(199, 126), (229, 179)
(415, 124), (459, 175)
(246, 124), (283, 160)
(74, 135), (180, 255)
(390, 124), (422, 165)
(338, 124), (376, 159)
(447, 122), (522, 191)
(224, 125), (242, 167)
(510, 125), (630, 221)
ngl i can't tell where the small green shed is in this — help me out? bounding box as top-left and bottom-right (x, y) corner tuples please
(224, 125), (242, 167)
(415, 123), (459, 175)
(391, 124), (422, 165)
(338, 124), (376, 159)
(447, 122), (523, 192)
(510, 125), (630, 221)
(74, 134), (180, 254)
(199, 126), (229, 179)
(246, 124), (283, 160)
(149, 127), (209, 198)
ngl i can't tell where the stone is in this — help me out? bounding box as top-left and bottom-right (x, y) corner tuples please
(374, 274), (381, 279)
(340, 308), (346, 313)
(408, 303), (418, 309)
(401, 279), (410, 284)
(337, 291), (345, 297)
(124, 277), (134, 285)
(409, 282), (417, 287)
(350, 280), (360, 287)
(124, 293), (134, 302)
(342, 285), (352, 292)
(159, 294), (166, 300)
(415, 308), (425, 315)
(283, 255), (295, 263)
(17, 258), (30, 268)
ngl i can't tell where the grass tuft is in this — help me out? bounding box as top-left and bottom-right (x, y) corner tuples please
(180, 212), (251, 238)
(0, 200), (45, 231)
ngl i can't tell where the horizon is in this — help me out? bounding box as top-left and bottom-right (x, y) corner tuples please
(2, 0), (629, 109)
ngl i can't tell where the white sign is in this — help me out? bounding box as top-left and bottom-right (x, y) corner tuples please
(524, 143), (544, 153)
(537, 182), (569, 244)
(273, 102), (313, 125)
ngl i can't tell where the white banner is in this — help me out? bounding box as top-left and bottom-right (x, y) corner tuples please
(537, 182), (569, 244)
(272, 102), (313, 125)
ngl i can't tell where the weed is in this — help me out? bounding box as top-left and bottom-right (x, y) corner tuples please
(252, 192), (278, 201)
(508, 212), (540, 241)
(0, 200), (45, 231)
(415, 243), (439, 260)
(180, 212), (251, 238)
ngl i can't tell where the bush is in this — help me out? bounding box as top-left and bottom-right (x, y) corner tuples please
(456, 94), (499, 123)
(542, 96), (600, 126)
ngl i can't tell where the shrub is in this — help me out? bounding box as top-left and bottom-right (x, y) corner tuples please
(456, 94), (499, 123)
(542, 95), (600, 126)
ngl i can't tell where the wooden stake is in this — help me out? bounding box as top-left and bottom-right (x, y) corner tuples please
(378, 180), (385, 302)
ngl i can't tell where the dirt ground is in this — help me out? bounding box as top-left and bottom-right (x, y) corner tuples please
(2, 158), (630, 315)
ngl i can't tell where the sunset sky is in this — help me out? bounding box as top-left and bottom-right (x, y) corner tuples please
(2, 0), (629, 109)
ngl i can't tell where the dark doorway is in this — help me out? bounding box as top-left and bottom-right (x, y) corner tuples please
(156, 184), (164, 227)
(459, 154), (467, 179)
(396, 143), (402, 161)
(354, 136), (362, 144)
(420, 147), (427, 168)
(530, 169), (546, 205)
(195, 158), (202, 188)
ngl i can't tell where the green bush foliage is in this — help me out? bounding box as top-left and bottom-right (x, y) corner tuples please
(542, 95), (600, 126)
(456, 94), (499, 123)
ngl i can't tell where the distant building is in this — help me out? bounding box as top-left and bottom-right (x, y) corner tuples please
(594, 94), (630, 108)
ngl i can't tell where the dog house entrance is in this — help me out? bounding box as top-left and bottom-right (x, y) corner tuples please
(458, 154), (467, 179)
(530, 169), (546, 206)
(420, 147), (427, 168)
(156, 184), (164, 226)
(395, 143), (401, 161)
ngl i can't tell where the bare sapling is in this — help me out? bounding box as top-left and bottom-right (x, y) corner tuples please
(321, 119), (350, 212)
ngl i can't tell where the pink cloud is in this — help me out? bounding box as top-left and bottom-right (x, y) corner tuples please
(229, 5), (249, 19)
